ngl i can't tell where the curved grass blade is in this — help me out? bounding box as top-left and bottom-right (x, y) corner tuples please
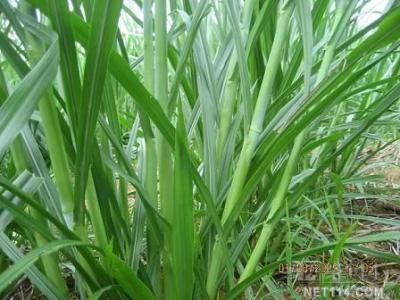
(0, 40), (58, 156)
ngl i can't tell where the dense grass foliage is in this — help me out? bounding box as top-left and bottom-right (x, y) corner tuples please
(0, 0), (400, 299)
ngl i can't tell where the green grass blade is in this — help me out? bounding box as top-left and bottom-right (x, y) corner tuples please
(48, 0), (82, 130)
(169, 104), (195, 299)
(104, 248), (155, 300)
(74, 0), (123, 227)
